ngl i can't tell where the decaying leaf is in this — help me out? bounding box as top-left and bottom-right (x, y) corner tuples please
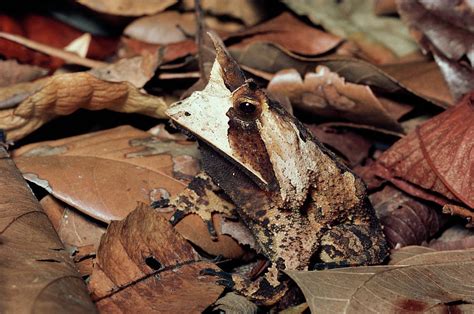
(267, 67), (406, 132)
(14, 125), (246, 259)
(397, 0), (474, 100)
(0, 59), (47, 87)
(229, 12), (342, 56)
(13, 126), (195, 222)
(89, 203), (224, 313)
(0, 146), (96, 313)
(370, 185), (446, 248)
(77, 0), (177, 16)
(40, 195), (106, 250)
(286, 247), (474, 313)
(213, 292), (259, 314)
(372, 93), (474, 217)
(0, 72), (168, 141)
(283, 0), (418, 62)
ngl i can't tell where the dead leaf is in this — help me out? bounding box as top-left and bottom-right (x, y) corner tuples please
(89, 203), (224, 313)
(267, 67), (406, 132)
(13, 126), (195, 222)
(213, 292), (259, 313)
(229, 12), (342, 56)
(370, 185), (446, 248)
(373, 93), (474, 212)
(0, 59), (47, 87)
(231, 42), (446, 109)
(283, 0), (418, 62)
(40, 195), (106, 250)
(429, 224), (474, 251)
(380, 60), (454, 106)
(0, 72), (168, 141)
(305, 124), (372, 167)
(0, 146), (96, 313)
(397, 0), (474, 100)
(77, 0), (177, 16)
(374, 0), (397, 15)
(286, 248), (474, 313)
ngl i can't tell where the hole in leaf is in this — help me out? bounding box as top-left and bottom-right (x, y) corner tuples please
(145, 256), (162, 270)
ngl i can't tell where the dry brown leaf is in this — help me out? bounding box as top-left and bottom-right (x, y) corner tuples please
(89, 203), (224, 312)
(267, 67), (407, 132)
(374, 0), (397, 15)
(40, 195), (106, 250)
(397, 0), (474, 100)
(373, 93), (474, 213)
(229, 12), (342, 56)
(77, 0), (177, 16)
(380, 60), (454, 106)
(305, 124), (372, 167)
(286, 248), (474, 313)
(0, 72), (168, 141)
(13, 126), (195, 222)
(370, 185), (446, 248)
(14, 125), (246, 259)
(0, 59), (47, 87)
(0, 146), (96, 313)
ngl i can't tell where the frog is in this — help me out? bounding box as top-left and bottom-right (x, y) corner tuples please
(163, 33), (388, 305)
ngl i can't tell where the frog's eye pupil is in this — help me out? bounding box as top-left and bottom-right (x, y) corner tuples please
(239, 102), (256, 114)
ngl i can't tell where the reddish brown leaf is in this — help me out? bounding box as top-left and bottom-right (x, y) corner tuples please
(370, 186), (446, 248)
(89, 203), (224, 312)
(397, 0), (474, 100)
(229, 12), (341, 56)
(373, 93), (474, 211)
(0, 146), (96, 313)
(40, 195), (106, 250)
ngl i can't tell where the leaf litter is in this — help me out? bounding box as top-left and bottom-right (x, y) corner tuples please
(0, 1), (472, 312)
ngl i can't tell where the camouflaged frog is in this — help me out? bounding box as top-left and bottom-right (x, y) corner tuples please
(163, 33), (388, 305)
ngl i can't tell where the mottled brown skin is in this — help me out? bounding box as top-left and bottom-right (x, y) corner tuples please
(166, 33), (388, 305)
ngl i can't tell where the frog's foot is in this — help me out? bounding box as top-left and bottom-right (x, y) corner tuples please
(314, 223), (389, 268)
(201, 265), (288, 306)
(168, 172), (236, 239)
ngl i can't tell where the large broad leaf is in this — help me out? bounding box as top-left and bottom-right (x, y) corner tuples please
(286, 247), (474, 313)
(89, 203), (225, 313)
(283, 0), (418, 58)
(0, 147), (95, 313)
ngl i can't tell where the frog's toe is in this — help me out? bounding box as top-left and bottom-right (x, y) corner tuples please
(169, 209), (187, 225)
(200, 268), (235, 288)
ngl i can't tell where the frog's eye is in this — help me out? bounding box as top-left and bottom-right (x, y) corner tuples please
(238, 101), (257, 114)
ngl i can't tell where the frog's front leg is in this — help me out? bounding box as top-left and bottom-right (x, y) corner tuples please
(202, 264), (289, 306)
(314, 223), (388, 269)
(153, 172), (236, 238)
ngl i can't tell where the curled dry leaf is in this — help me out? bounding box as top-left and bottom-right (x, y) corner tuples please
(229, 12), (342, 56)
(231, 43), (443, 110)
(0, 146), (96, 313)
(370, 185), (446, 248)
(14, 125), (245, 259)
(0, 71), (168, 141)
(267, 67), (406, 132)
(286, 247), (474, 313)
(397, 0), (474, 100)
(89, 203), (224, 313)
(40, 195), (106, 250)
(77, 0), (177, 16)
(0, 59), (47, 87)
(429, 224), (474, 251)
(283, 0), (418, 63)
(372, 93), (474, 219)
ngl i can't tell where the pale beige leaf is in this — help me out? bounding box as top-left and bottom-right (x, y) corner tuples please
(287, 249), (474, 313)
(77, 0), (177, 16)
(0, 72), (168, 141)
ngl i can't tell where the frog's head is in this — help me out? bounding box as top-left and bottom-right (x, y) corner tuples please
(167, 33), (316, 208)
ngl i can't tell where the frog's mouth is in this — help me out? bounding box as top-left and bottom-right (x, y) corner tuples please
(166, 60), (269, 190)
